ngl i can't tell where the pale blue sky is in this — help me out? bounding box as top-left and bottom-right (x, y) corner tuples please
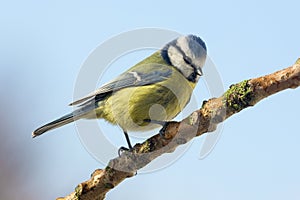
(1, 1), (300, 199)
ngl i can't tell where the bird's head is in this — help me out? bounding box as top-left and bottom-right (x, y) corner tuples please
(161, 35), (207, 82)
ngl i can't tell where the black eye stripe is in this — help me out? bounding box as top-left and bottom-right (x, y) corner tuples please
(183, 56), (192, 65)
(183, 56), (198, 71)
(183, 56), (191, 65)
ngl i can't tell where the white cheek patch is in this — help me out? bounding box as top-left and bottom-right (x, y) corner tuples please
(180, 65), (194, 78)
(167, 45), (182, 67)
(167, 45), (195, 78)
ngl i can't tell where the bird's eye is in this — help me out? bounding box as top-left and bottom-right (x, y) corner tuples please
(183, 56), (192, 65)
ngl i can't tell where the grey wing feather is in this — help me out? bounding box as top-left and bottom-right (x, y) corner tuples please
(69, 65), (172, 106)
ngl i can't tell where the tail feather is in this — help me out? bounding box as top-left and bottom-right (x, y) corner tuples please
(33, 101), (98, 138)
(32, 113), (75, 138)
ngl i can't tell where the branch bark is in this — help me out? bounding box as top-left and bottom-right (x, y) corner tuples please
(58, 59), (300, 200)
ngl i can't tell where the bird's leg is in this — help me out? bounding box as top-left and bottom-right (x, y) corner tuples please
(158, 121), (170, 137)
(118, 131), (133, 156)
(123, 131), (133, 150)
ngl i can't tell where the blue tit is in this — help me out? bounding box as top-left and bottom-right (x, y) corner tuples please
(33, 35), (207, 149)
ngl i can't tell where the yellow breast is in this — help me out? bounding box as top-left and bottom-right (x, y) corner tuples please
(96, 69), (195, 132)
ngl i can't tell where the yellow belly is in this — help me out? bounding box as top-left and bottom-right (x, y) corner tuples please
(95, 70), (195, 132)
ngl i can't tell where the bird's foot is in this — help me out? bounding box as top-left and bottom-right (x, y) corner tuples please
(118, 146), (133, 157)
(158, 121), (171, 138)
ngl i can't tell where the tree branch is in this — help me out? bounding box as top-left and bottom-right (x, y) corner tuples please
(58, 59), (300, 200)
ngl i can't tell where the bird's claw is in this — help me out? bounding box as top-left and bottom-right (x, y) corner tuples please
(118, 146), (133, 157)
